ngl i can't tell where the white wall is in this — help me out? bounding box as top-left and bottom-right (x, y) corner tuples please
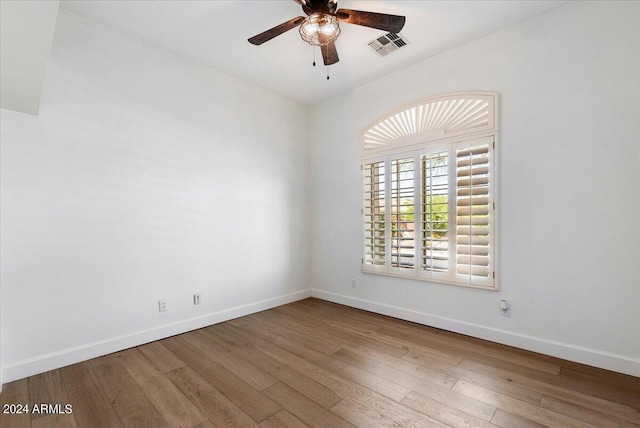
(0, 10), (311, 382)
(310, 1), (640, 376)
(0, 0), (59, 115)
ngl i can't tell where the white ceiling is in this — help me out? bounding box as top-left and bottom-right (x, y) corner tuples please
(60, 0), (566, 105)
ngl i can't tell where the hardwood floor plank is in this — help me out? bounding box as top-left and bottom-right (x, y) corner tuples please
(439, 330), (563, 374)
(404, 351), (544, 405)
(291, 300), (388, 334)
(492, 357), (639, 409)
(259, 410), (310, 428)
(161, 335), (281, 422)
(230, 313), (342, 356)
(333, 348), (457, 389)
(329, 320), (463, 366)
(234, 314), (412, 402)
(232, 312), (346, 359)
(456, 348), (638, 408)
(212, 318), (383, 407)
(331, 387), (449, 428)
(92, 358), (169, 428)
(238, 311), (352, 350)
(28, 371), (60, 420)
(383, 335), (462, 366)
(30, 414), (77, 428)
(491, 409), (547, 428)
(359, 345), (530, 409)
(381, 325), (562, 378)
(200, 325), (343, 409)
(559, 366), (640, 398)
(117, 348), (207, 428)
(263, 383), (354, 428)
(333, 348), (496, 421)
(0, 379), (32, 428)
(272, 305), (409, 358)
(180, 330), (278, 391)
(193, 422), (216, 428)
(166, 366), (260, 428)
(452, 380), (598, 427)
(82, 353), (121, 370)
(332, 398), (419, 428)
(205, 323), (355, 400)
(540, 395), (640, 427)
(559, 360), (640, 388)
(299, 299), (443, 336)
(59, 363), (123, 428)
(165, 366), (215, 411)
(459, 358), (640, 421)
(137, 341), (186, 374)
(400, 390), (496, 428)
(27, 369), (76, 427)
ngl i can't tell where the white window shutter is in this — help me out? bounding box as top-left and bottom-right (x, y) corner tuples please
(363, 161), (386, 270)
(455, 142), (493, 286)
(420, 151), (450, 279)
(390, 158), (416, 271)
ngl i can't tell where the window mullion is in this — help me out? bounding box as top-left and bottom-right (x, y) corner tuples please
(384, 156), (392, 273)
(448, 144), (457, 284)
(413, 153), (421, 277)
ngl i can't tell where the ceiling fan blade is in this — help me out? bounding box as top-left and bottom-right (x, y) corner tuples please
(335, 9), (406, 33)
(320, 39), (339, 66)
(248, 16), (306, 45)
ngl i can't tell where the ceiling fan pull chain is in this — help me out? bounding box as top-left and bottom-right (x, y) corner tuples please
(313, 46), (316, 67)
(326, 66), (330, 80)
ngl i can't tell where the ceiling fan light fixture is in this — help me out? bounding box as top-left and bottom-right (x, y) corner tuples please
(299, 12), (340, 46)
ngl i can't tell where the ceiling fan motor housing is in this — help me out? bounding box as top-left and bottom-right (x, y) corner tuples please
(301, 0), (337, 16)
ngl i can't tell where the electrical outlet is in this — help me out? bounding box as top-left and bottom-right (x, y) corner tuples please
(193, 294), (201, 305)
(500, 299), (510, 317)
(158, 299), (168, 312)
(351, 279), (357, 288)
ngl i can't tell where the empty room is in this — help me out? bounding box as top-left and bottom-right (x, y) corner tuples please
(1, 0), (639, 427)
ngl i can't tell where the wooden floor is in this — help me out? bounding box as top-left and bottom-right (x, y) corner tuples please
(1, 299), (639, 428)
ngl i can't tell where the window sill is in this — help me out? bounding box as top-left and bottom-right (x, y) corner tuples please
(361, 268), (498, 291)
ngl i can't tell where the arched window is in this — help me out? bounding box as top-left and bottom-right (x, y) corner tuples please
(361, 92), (498, 289)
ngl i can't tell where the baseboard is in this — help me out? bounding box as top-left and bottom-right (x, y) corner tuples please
(311, 289), (640, 377)
(2, 289), (311, 383)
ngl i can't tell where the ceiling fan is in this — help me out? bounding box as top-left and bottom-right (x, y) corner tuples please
(248, 0), (406, 72)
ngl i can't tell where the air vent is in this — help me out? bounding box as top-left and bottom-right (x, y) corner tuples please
(368, 33), (409, 57)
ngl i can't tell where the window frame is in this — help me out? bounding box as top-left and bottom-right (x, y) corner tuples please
(360, 92), (499, 291)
